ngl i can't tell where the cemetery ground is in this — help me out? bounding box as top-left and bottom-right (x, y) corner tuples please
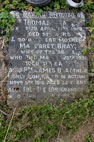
(0, 0), (94, 142)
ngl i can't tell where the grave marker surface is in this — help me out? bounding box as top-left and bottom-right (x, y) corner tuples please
(8, 11), (88, 106)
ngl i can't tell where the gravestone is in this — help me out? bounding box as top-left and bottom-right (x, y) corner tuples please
(7, 11), (88, 107)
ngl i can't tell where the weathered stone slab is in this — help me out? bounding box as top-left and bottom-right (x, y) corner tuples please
(8, 11), (88, 107)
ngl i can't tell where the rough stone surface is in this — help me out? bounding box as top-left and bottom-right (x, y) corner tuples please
(8, 11), (88, 107)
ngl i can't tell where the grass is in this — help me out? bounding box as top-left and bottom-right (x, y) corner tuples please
(85, 133), (91, 142)
(0, 92), (94, 142)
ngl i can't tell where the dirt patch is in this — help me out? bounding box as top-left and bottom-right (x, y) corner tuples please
(18, 118), (94, 142)
(71, 118), (94, 142)
(0, 36), (8, 101)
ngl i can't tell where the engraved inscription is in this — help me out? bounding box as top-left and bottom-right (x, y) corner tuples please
(8, 11), (88, 106)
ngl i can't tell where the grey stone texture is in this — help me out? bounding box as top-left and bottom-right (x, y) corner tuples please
(7, 11), (88, 107)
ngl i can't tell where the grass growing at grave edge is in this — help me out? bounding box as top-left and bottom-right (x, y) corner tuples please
(0, 91), (94, 142)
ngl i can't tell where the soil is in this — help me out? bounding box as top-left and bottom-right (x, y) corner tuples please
(0, 36), (8, 101)
(20, 118), (94, 142)
(71, 118), (94, 142)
